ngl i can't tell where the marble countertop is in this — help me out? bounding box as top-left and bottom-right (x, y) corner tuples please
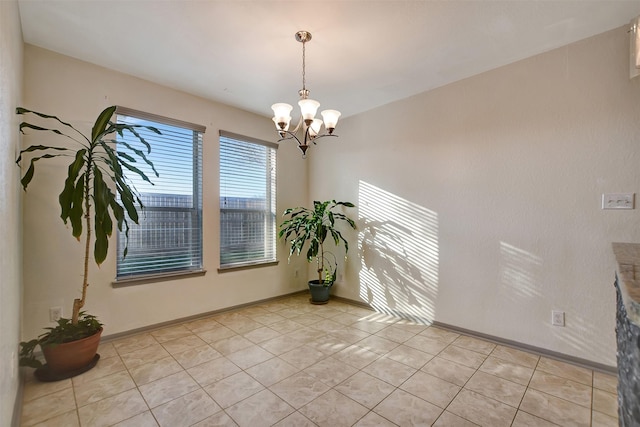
(612, 242), (640, 325)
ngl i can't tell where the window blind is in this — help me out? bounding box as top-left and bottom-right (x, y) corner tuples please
(116, 109), (204, 279)
(219, 131), (277, 268)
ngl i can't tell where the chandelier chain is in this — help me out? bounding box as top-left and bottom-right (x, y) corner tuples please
(302, 39), (306, 92)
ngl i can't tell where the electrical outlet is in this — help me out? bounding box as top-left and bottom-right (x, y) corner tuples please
(602, 193), (635, 209)
(551, 310), (565, 326)
(49, 306), (62, 322)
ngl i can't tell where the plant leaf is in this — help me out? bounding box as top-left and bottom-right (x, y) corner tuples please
(19, 122), (64, 136)
(114, 175), (140, 223)
(19, 154), (63, 190)
(16, 106), (159, 270)
(116, 137), (159, 177)
(59, 150), (86, 223)
(69, 173), (85, 239)
(91, 106), (116, 143)
(16, 145), (68, 165)
(93, 167), (110, 265)
(117, 151), (136, 162)
(17, 107), (77, 130)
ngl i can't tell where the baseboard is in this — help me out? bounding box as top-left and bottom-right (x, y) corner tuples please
(102, 291), (617, 374)
(332, 294), (375, 309)
(101, 290), (308, 343)
(430, 321), (616, 374)
(12, 372), (25, 427)
(334, 295), (617, 374)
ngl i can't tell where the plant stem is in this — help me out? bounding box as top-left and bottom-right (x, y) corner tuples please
(72, 159), (92, 325)
(317, 241), (324, 282)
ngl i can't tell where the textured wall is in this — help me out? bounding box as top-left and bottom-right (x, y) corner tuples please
(310, 25), (640, 366)
(0, 1), (23, 425)
(21, 45), (309, 340)
(19, 18), (640, 370)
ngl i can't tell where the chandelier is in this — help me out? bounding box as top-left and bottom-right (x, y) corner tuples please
(271, 30), (341, 157)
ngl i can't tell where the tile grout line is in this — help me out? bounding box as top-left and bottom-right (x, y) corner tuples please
(118, 337), (157, 426)
(20, 296), (617, 427)
(432, 337), (496, 424)
(509, 352), (542, 427)
(423, 341), (476, 426)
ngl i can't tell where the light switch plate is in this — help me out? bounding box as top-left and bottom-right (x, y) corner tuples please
(602, 193), (635, 210)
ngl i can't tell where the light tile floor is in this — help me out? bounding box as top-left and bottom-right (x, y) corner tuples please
(20, 294), (619, 427)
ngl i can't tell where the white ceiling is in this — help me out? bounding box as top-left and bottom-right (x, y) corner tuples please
(17, 0), (640, 119)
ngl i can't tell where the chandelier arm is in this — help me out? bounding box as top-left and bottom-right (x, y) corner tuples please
(276, 130), (302, 145)
(309, 133), (339, 143)
(291, 116), (304, 134)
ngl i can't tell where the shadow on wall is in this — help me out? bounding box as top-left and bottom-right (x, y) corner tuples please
(499, 241), (606, 362)
(357, 181), (439, 324)
(499, 242), (543, 300)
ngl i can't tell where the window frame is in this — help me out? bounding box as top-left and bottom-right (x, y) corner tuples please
(218, 130), (278, 271)
(113, 106), (205, 284)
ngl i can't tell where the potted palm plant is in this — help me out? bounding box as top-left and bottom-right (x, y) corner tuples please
(279, 200), (357, 304)
(17, 106), (159, 380)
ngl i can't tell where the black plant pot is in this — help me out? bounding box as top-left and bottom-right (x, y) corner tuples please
(308, 280), (333, 304)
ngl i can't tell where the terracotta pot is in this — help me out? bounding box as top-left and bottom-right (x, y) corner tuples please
(42, 328), (102, 373)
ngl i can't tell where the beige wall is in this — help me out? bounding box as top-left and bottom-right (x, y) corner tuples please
(0, 0), (23, 425)
(21, 45), (309, 340)
(20, 21), (640, 370)
(310, 26), (640, 366)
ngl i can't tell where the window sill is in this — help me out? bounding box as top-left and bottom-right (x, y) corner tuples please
(112, 269), (207, 287)
(218, 260), (279, 273)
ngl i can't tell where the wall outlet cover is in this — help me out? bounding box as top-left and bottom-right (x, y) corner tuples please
(552, 310), (565, 327)
(49, 306), (62, 322)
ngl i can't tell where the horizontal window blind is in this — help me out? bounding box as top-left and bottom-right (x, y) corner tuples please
(220, 131), (277, 268)
(116, 110), (204, 279)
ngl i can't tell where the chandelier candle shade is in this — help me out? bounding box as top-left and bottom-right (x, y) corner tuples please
(271, 31), (341, 157)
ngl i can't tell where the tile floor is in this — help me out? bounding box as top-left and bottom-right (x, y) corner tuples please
(20, 294), (619, 427)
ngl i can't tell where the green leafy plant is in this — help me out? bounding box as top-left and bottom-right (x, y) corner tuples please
(19, 313), (102, 368)
(16, 106), (158, 366)
(279, 200), (357, 285)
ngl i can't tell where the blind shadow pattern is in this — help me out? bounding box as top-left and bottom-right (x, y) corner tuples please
(358, 181), (439, 323)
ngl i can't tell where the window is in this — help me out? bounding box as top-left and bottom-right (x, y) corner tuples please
(115, 107), (204, 280)
(219, 131), (277, 269)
